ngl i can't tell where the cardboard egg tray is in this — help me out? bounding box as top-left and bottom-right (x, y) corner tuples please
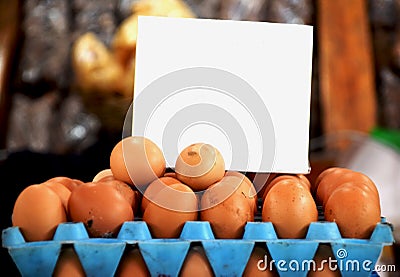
(2, 218), (394, 277)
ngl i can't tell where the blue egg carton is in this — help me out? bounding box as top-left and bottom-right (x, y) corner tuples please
(2, 218), (394, 277)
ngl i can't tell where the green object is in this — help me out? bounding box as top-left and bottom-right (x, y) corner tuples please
(370, 127), (400, 152)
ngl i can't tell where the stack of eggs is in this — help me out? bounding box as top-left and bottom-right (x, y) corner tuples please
(9, 136), (383, 276)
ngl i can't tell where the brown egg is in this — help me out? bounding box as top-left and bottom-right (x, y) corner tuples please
(45, 177), (83, 191)
(12, 184), (67, 241)
(324, 183), (381, 239)
(243, 246), (277, 277)
(326, 171), (379, 205)
(317, 168), (379, 206)
(143, 183), (198, 238)
(68, 182), (134, 238)
(92, 169), (115, 182)
(110, 136), (166, 189)
(225, 171), (258, 214)
(53, 247), (85, 277)
(315, 167), (350, 205)
(180, 246), (214, 277)
(175, 143), (225, 191)
(262, 175), (310, 200)
(333, 181), (379, 207)
(225, 171), (256, 195)
(43, 181), (71, 212)
(313, 167), (339, 194)
(297, 174), (312, 190)
(115, 248), (150, 277)
(308, 245), (340, 277)
(262, 179), (318, 239)
(102, 180), (136, 208)
(141, 177), (181, 212)
(200, 176), (254, 239)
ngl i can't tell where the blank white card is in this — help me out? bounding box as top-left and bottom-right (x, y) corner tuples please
(133, 16), (313, 173)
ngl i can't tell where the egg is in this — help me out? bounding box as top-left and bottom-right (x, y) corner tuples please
(102, 179), (136, 208)
(43, 181), (71, 212)
(324, 182), (381, 239)
(225, 171), (258, 214)
(115, 247), (150, 277)
(53, 247), (85, 277)
(200, 176), (254, 239)
(12, 184), (67, 241)
(92, 169), (115, 182)
(334, 172), (378, 204)
(335, 180), (379, 206)
(243, 246), (277, 277)
(316, 168), (379, 206)
(313, 167), (339, 194)
(175, 143), (225, 191)
(45, 176), (83, 191)
(296, 174), (312, 190)
(261, 175), (311, 200)
(262, 178), (318, 239)
(68, 182), (134, 237)
(143, 183), (198, 238)
(180, 246), (214, 277)
(110, 136), (166, 189)
(315, 167), (350, 204)
(141, 176), (181, 212)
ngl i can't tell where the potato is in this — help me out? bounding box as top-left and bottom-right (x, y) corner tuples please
(71, 32), (125, 95)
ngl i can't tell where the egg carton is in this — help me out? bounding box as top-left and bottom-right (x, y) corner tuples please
(2, 218), (394, 277)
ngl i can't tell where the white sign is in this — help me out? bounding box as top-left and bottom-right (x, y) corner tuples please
(133, 16), (313, 173)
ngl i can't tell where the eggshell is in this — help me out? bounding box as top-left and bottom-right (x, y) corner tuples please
(12, 184), (67, 241)
(175, 143), (225, 191)
(53, 247), (85, 277)
(324, 182), (381, 239)
(296, 174), (312, 190)
(200, 176), (254, 239)
(180, 246), (214, 277)
(262, 179), (318, 239)
(334, 181), (379, 207)
(313, 167), (339, 194)
(225, 171), (256, 196)
(45, 177), (83, 191)
(262, 175), (310, 200)
(43, 181), (71, 212)
(110, 136), (166, 189)
(68, 182), (134, 237)
(92, 169), (115, 182)
(243, 246), (277, 277)
(143, 183), (198, 238)
(102, 179), (136, 208)
(225, 171), (258, 214)
(141, 176), (181, 212)
(115, 247), (150, 277)
(316, 168), (379, 206)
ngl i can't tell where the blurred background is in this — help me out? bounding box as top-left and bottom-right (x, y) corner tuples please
(0, 0), (399, 275)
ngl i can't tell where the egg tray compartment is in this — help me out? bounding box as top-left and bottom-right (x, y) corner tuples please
(2, 218), (394, 277)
